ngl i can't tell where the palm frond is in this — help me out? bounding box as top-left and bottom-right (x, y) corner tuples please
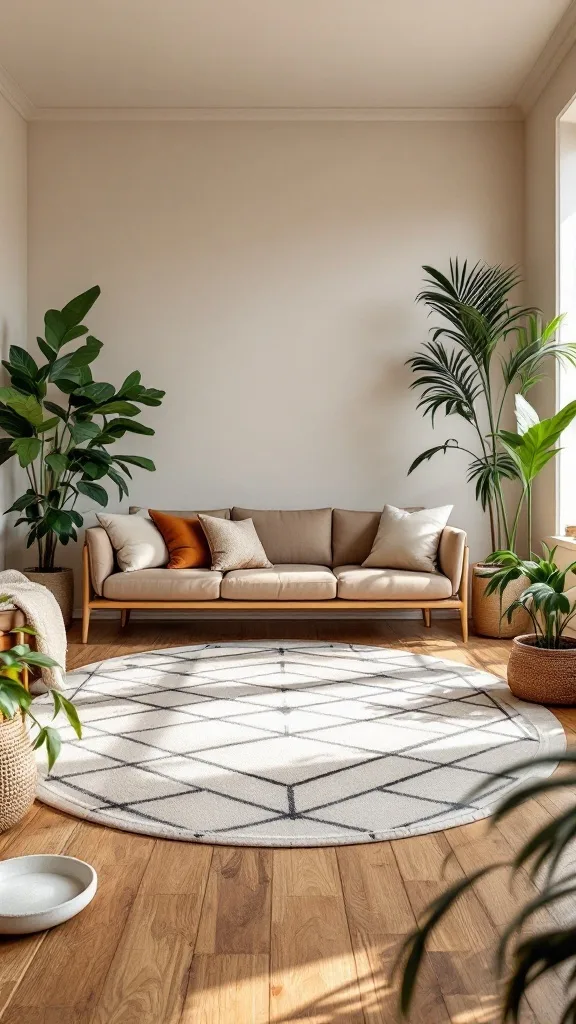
(466, 453), (520, 509)
(407, 340), (482, 424)
(416, 260), (535, 371)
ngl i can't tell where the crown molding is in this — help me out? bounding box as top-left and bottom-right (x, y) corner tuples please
(516, 0), (576, 113)
(32, 105), (522, 123)
(0, 62), (36, 120)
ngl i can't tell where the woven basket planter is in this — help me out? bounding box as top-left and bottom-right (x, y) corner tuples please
(22, 567), (73, 628)
(472, 564), (531, 639)
(507, 634), (576, 706)
(0, 715), (37, 832)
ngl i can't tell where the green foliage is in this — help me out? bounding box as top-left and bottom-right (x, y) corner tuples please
(0, 607), (81, 771)
(480, 543), (576, 648)
(407, 260), (576, 555)
(0, 286), (165, 569)
(397, 752), (576, 1022)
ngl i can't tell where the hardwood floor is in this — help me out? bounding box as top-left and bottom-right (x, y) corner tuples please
(1, 616), (574, 1023)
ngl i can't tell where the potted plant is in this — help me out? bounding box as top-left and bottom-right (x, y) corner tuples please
(481, 543), (576, 704)
(0, 286), (165, 624)
(407, 259), (576, 637)
(0, 618), (81, 831)
(398, 750), (576, 1022)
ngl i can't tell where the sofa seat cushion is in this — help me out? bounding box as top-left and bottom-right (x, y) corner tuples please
(103, 568), (222, 601)
(333, 565), (452, 601)
(221, 564), (337, 601)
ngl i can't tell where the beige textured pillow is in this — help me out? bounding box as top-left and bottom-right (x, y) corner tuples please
(362, 504), (453, 573)
(198, 515), (273, 571)
(96, 512), (168, 571)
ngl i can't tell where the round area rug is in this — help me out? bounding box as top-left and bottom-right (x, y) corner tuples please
(34, 642), (565, 846)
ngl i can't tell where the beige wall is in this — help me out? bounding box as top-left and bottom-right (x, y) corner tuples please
(526, 44), (576, 543)
(27, 119), (523, 583)
(0, 94), (27, 568)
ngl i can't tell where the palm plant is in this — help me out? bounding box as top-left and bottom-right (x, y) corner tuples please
(397, 750), (576, 1022)
(0, 286), (165, 570)
(408, 260), (576, 554)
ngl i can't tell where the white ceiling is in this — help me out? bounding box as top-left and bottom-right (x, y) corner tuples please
(0, 0), (572, 113)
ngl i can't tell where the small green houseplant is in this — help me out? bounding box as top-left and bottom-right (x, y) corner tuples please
(0, 285), (165, 622)
(0, 613), (81, 831)
(479, 544), (576, 704)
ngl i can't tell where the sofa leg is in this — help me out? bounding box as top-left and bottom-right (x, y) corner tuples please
(82, 604), (91, 645)
(460, 605), (469, 643)
(422, 608), (431, 628)
(121, 609), (130, 629)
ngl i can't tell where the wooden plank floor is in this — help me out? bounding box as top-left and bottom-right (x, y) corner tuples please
(1, 616), (574, 1024)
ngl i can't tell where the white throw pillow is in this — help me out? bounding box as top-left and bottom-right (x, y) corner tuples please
(362, 504), (453, 573)
(96, 513), (168, 572)
(198, 514), (272, 571)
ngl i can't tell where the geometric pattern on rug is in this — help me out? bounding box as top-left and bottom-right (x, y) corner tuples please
(33, 642), (566, 847)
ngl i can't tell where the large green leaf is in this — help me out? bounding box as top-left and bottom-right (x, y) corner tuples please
(103, 418), (154, 437)
(10, 437), (41, 468)
(6, 345), (38, 378)
(60, 285), (100, 328)
(70, 420), (100, 444)
(43, 309), (68, 351)
(0, 405), (34, 438)
(499, 400), (576, 485)
(113, 454), (156, 471)
(73, 381), (115, 405)
(43, 401), (69, 421)
(0, 388), (44, 427)
(77, 480), (108, 505)
(94, 401), (140, 416)
(45, 452), (69, 475)
(106, 466), (129, 498)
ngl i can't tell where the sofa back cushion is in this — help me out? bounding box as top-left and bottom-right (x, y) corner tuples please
(232, 508), (332, 566)
(332, 507), (422, 566)
(332, 509), (380, 567)
(129, 507), (230, 519)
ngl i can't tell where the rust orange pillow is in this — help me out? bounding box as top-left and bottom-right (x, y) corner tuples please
(148, 509), (211, 569)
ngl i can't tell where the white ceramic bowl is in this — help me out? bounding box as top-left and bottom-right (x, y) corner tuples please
(0, 854), (97, 934)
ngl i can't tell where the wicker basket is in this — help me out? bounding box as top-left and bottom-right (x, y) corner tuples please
(0, 715), (37, 832)
(472, 564), (531, 639)
(22, 567), (73, 628)
(507, 634), (576, 705)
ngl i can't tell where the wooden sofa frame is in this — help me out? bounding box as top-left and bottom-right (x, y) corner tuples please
(81, 543), (469, 644)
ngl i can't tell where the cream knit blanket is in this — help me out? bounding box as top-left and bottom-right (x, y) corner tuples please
(0, 569), (66, 690)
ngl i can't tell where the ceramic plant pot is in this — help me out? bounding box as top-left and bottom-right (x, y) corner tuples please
(0, 715), (37, 833)
(22, 567), (73, 628)
(471, 564), (530, 639)
(507, 633), (576, 706)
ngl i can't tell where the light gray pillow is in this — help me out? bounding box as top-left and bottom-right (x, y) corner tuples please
(362, 504), (453, 573)
(198, 515), (273, 572)
(96, 512), (168, 572)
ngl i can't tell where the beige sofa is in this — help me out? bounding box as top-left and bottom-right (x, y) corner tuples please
(82, 506), (469, 643)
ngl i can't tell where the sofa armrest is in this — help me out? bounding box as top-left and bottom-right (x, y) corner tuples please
(85, 527), (115, 596)
(438, 526), (467, 595)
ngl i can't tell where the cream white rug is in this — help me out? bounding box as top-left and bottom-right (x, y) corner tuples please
(34, 642), (565, 846)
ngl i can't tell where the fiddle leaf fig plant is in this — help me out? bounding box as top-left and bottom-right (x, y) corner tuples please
(0, 286), (165, 570)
